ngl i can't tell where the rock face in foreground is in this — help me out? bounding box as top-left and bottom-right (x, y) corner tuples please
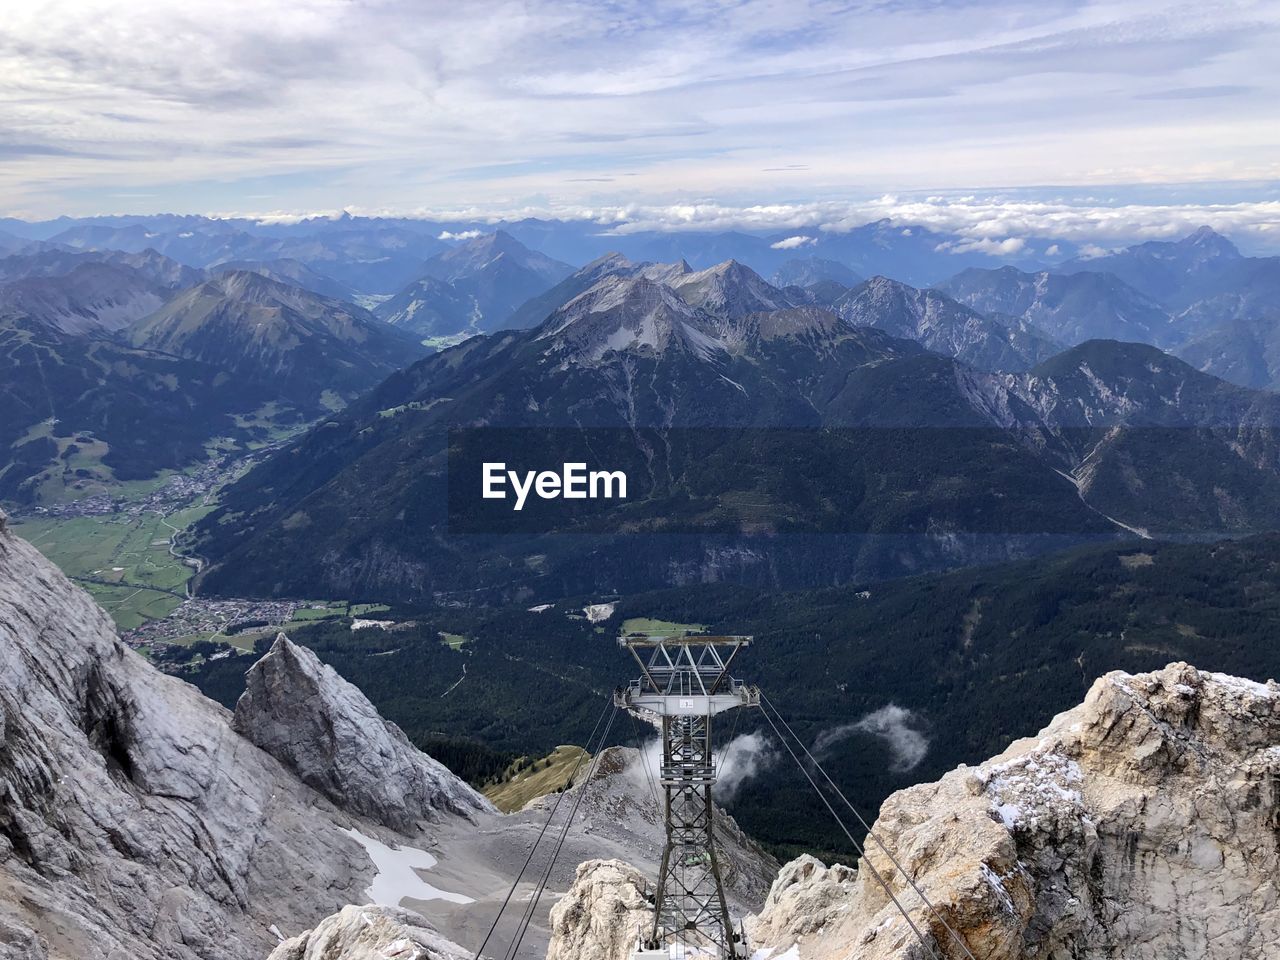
(748, 663), (1280, 959)
(542, 664), (1278, 960)
(233, 634), (494, 832)
(0, 514), (373, 960)
(268, 905), (467, 960)
(545, 860), (653, 960)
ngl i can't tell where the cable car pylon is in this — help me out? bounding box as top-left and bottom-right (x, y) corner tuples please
(616, 632), (759, 960)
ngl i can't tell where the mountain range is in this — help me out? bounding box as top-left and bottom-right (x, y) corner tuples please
(189, 257), (1280, 604)
(375, 230), (573, 336)
(938, 227), (1280, 389)
(0, 255), (426, 504)
(1, 212), (1078, 289)
(4, 210), (1280, 960)
(5, 219), (1280, 530)
(129, 271), (421, 406)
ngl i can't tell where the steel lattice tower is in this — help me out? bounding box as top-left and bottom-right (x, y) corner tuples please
(616, 634), (758, 960)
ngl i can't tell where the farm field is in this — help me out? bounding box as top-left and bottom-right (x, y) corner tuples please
(15, 503), (211, 631)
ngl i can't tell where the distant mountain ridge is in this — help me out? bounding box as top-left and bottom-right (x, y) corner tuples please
(937, 266), (1173, 347)
(190, 256), (1280, 603)
(211, 257), (359, 301)
(130, 270), (425, 408)
(376, 230), (573, 336)
(932, 228), (1280, 390)
(0, 261), (168, 335)
(832, 275), (1061, 371)
(771, 255), (864, 290)
(0, 246), (203, 289)
(8, 210), (1095, 297)
(1061, 226), (1246, 306)
(0, 264), (426, 505)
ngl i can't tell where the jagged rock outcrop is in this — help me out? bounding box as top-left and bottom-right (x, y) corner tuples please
(0, 520), (489, 960)
(542, 665), (1278, 960)
(747, 663), (1280, 959)
(545, 860), (653, 960)
(267, 905), (467, 960)
(0, 519), (375, 959)
(233, 634), (494, 832)
(747, 855), (857, 948)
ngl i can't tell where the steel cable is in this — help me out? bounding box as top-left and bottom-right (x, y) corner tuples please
(756, 698), (946, 960)
(759, 691), (981, 960)
(469, 696), (612, 960)
(504, 704), (620, 960)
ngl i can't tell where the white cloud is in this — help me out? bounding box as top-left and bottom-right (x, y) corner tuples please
(815, 704), (928, 774)
(935, 236), (1028, 256)
(714, 732), (779, 801)
(628, 730), (777, 802)
(1076, 243), (1114, 259)
(770, 235), (816, 250)
(0, 1), (1277, 217)
(438, 229), (483, 241)
(177, 193), (1280, 255)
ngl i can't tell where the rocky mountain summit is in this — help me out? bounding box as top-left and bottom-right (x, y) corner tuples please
(831, 276), (1060, 372)
(376, 231), (573, 336)
(129, 270), (423, 406)
(548, 663), (1280, 960)
(233, 633), (494, 832)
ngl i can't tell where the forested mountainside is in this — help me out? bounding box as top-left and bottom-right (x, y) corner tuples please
(187, 531), (1280, 858)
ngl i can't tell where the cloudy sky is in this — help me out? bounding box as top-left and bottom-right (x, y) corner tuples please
(3, 0), (1279, 241)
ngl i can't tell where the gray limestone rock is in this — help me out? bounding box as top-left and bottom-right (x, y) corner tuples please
(267, 904), (467, 960)
(0, 521), (377, 959)
(233, 633), (494, 832)
(746, 662), (1280, 960)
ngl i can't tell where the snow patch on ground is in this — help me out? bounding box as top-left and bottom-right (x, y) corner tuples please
(343, 828), (474, 907)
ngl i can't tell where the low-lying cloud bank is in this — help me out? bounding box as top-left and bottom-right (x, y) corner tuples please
(715, 732), (780, 802)
(234, 194), (1280, 255)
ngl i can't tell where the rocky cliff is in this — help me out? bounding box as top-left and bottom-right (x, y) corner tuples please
(267, 905), (468, 960)
(233, 633), (494, 832)
(545, 860), (653, 960)
(746, 662), (1280, 959)
(546, 663), (1279, 960)
(0, 512), (482, 960)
